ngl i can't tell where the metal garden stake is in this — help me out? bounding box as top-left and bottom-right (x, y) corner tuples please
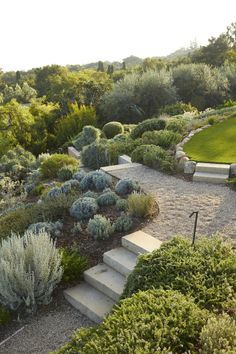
(189, 211), (199, 246)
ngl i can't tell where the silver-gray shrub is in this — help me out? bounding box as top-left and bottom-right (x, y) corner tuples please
(87, 215), (114, 240)
(80, 170), (112, 191)
(114, 213), (133, 233)
(27, 221), (63, 239)
(70, 197), (98, 220)
(0, 230), (63, 312)
(97, 188), (118, 206)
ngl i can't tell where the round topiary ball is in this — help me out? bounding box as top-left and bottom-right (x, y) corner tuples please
(70, 197), (98, 220)
(102, 121), (124, 139)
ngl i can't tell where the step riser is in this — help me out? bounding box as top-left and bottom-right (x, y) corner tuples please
(196, 166), (229, 174)
(193, 175), (227, 183)
(84, 272), (123, 302)
(103, 253), (135, 276)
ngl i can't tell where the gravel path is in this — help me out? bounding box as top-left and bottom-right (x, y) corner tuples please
(0, 296), (93, 354)
(111, 165), (236, 244)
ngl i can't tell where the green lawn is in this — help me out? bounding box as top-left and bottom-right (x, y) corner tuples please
(184, 116), (236, 163)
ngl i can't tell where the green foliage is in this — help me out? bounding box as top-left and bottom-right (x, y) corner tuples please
(102, 121), (124, 138)
(70, 197), (98, 220)
(128, 193), (156, 218)
(56, 289), (208, 354)
(159, 102), (198, 116)
(115, 178), (140, 195)
(80, 170), (112, 191)
(87, 215), (114, 240)
(60, 248), (89, 284)
(166, 117), (187, 134)
(142, 130), (182, 149)
(40, 154), (79, 179)
(130, 118), (166, 139)
(114, 212), (133, 232)
(81, 141), (109, 169)
(73, 125), (101, 151)
(57, 165), (78, 181)
(200, 314), (236, 354)
(73, 169), (87, 182)
(97, 188), (118, 206)
(30, 183), (45, 196)
(0, 305), (11, 326)
(116, 198), (128, 212)
(123, 236), (236, 312)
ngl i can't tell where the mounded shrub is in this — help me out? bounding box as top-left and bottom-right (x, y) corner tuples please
(61, 179), (80, 194)
(115, 178), (140, 195)
(128, 193), (156, 218)
(70, 197), (98, 220)
(142, 130), (182, 149)
(116, 198), (128, 212)
(159, 102), (197, 116)
(131, 144), (166, 164)
(82, 190), (98, 199)
(60, 248), (89, 284)
(27, 221), (63, 239)
(73, 125), (101, 151)
(47, 186), (62, 199)
(80, 170), (112, 191)
(200, 314), (236, 354)
(56, 289), (208, 354)
(97, 188), (118, 207)
(40, 154), (79, 179)
(130, 118), (166, 139)
(71, 222), (82, 235)
(81, 141), (109, 169)
(166, 118), (187, 134)
(57, 165), (78, 181)
(123, 235), (236, 312)
(102, 121), (124, 139)
(87, 215), (114, 240)
(73, 169), (87, 182)
(0, 230), (62, 312)
(114, 213), (133, 233)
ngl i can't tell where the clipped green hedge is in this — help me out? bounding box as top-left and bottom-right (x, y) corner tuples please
(130, 118), (166, 139)
(102, 121), (124, 139)
(123, 235), (236, 312)
(56, 289), (208, 353)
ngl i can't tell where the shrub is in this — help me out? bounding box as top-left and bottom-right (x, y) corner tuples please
(87, 215), (114, 240)
(71, 222), (82, 235)
(57, 165), (78, 181)
(80, 170), (111, 191)
(142, 130), (182, 149)
(61, 179), (80, 194)
(57, 289), (208, 354)
(27, 221), (63, 239)
(0, 230), (62, 312)
(166, 117), (187, 134)
(128, 193), (156, 218)
(70, 197), (98, 220)
(159, 102), (197, 116)
(0, 305), (11, 326)
(97, 188), (118, 206)
(116, 198), (128, 212)
(73, 169), (87, 182)
(130, 118), (166, 139)
(40, 154), (79, 179)
(60, 248), (89, 284)
(82, 190), (98, 199)
(115, 178), (140, 195)
(123, 235), (236, 312)
(102, 121), (124, 139)
(30, 183), (45, 196)
(114, 213), (133, 233)
(200, 314), (236, 354)
(81, 141), (109, 169)
(47, 186), (62, 199)
(73, 125), (101, 151)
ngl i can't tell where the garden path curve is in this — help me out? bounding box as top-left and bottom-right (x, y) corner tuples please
(110, 165), (236, 244)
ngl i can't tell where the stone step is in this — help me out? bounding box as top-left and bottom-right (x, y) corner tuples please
(64, 282), (115, 324)
(118, 155), (132, 164)
(103, 247), (137, 276)
(193, 172), (228, 184)
(195, 162), (230, 175)
(101, 163), (141, 173)
(122, 231), (162, 255)
(84, 263), (126, 301)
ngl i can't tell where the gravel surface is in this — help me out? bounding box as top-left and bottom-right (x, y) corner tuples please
(0, 296), (94, 354)
(110, 165), (236, 244)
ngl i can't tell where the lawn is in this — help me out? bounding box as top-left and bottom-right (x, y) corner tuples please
(184, 116), (236, 163)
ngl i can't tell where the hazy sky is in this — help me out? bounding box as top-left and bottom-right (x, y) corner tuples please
(1, 0), (236, 71)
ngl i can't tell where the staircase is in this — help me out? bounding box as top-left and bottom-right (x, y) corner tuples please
(193, 162), (230, 184)
(64, 231), (162, 323)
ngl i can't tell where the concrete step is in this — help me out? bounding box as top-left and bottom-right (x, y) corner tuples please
(64, 282), (115, 323)
(193, 172), (228, 184)
(195, 162), (230, 175)
(103, 247), (137, 276)
(101, 163), (141, 173)
(84, 263), (126, 301)
(122, 231), (162, 255)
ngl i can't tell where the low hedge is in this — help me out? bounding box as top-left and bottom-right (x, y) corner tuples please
(130, 118), (166, 139)
(102, 121), (124, 139)
(123, 235), (236, 312)
(56, 289), (208, 353)
(40, 154), (79, 179)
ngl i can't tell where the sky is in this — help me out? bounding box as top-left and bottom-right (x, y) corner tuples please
(1, 0), (236, 72)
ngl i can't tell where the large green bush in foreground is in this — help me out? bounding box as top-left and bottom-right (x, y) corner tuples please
(123, 236), (236, 312)
(40, 154), (79, 179)
(57, 289), (208, 354)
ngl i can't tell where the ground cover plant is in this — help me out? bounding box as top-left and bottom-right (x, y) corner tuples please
(184, 115), (236, 163)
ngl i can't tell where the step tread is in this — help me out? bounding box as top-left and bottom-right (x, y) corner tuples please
(84, 263), (126, 301)
(196, 162), (230, 169)
(103, 247), (137, 275)
(122, 231), (162, 255)
(64, 282), (115, 323)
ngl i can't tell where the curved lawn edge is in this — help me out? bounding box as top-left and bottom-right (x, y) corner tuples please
(183, 117), (236, 164)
